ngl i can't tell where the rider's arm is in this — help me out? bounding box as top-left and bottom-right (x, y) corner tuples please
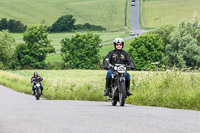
(31, 77), (34, 83)
(126, 53), (136, 70)
(103, 51), (113, 70)
(39, 76), (43, 81)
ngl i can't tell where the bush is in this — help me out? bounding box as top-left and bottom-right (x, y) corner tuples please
(51, 15), (76, 32)
(0, 18), (26, 32)
(149, 24), (176, 49)
(74, 23), (106, 31)
(128, 34), (165, 70)
(61, 32), (102, 69)
(0, 30), (19, 69)
(165, 21), (200, 68)
(16, 25), (55, 69)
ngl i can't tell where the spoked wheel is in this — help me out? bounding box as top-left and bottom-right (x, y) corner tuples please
(112, 100), (117, 106)
(119, 82), (126, 106)
(35, 89), (40, 100)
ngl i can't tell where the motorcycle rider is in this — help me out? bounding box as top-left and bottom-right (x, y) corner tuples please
(103, 38), (135, 97)
(31, 72), (43, 95)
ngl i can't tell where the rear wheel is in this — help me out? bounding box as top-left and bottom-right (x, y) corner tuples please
(119, 82), (126, 106)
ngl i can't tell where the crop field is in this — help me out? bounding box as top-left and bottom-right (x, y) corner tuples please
(0, 0), (127, 31)
(142, 0), (200, 28)
(1, 70), (200, 110)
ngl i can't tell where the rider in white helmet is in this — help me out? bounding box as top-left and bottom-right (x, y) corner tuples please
(103, 38), (135, 97)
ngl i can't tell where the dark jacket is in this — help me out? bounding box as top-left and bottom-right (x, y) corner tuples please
(103, 49), (136, 70)
(31, 76), (43, 83)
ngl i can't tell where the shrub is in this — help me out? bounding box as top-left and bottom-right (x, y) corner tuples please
(61, 32), (102, 69)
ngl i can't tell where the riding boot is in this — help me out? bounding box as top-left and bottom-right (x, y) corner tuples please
(41, 89), (43, 95)
(126, 80), (132, 96)
(32, 91), (35, 95)
(104, 78), (111, 96)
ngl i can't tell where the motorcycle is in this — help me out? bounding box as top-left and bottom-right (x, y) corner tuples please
(33, 77), (42, 100)
(105, 58), (129, 106)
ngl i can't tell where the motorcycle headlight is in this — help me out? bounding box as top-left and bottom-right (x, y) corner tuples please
(36, 83), (40, 87)
(118, 66), (126, 73)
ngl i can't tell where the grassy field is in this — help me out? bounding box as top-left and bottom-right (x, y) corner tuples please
(0, 0), (127, 31)
(12, 31), (128, 51)
(0, 70), (200, 110)
(142, 0), (200, 28)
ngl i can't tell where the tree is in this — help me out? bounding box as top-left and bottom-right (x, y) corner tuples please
(16, 25), (55, 69)
(165, 21), (200, 68)
(0, 18), (8, 30)
(149, 24), (176, 49)
(51, 14), (76, 32)
(61, 32), (102, 69)
(0, 30), (18, 69)
(128, 34), (165, 70)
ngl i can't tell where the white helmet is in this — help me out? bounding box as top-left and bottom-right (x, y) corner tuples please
(113, 38), (124, 48)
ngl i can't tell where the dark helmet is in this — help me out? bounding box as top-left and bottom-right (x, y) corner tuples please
(113, 38), (124, 48)
(33, 72), (38, 77)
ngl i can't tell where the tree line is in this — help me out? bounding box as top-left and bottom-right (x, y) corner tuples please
(0, 14), (106, 33)
(1, 18), (200, 70)
(0, 18), (26, 32)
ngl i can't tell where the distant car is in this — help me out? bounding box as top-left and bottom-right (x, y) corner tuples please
(132, 0), (135, 2)
(131, 2), (135, 6)
(130, 31), (135, 36)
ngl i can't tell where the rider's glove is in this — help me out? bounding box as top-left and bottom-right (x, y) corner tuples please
(109, 64), (114, 69)
(114, 66), (118, 70)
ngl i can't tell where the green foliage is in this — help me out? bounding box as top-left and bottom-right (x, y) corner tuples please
(128, 34), (165, 70)
(16, 25), (55, 69)
(165, 21), (200, 68)
(149, 24), (176, 48)
(0, 18), (26, 32)
(0, 30), (18, 69)
(61, 32), (102, 69)
(50, 15), (76, 32)
(75, 23), (106, 31)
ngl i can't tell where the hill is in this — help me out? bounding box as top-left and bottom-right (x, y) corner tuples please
(0, 0), (127, 31)
(141, 0), (200, 28)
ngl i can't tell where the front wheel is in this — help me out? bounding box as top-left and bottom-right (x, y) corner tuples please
(35, 88), (40, 100)
(112, 100), (117, 106)
(119, 82), (126, 106)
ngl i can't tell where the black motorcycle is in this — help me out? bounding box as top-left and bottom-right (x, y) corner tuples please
(33, 77), (42, 100)
(106, 59), (129, 106)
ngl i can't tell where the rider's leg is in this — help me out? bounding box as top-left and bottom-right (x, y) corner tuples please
(40, 84), (43, 95)
(32, 84), (35, 95)
(126, 72), (132, 96)
(104, 70), (113, 96)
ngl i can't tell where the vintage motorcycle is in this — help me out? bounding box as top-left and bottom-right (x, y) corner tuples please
(105, 58), (129, 106)
(33, 77), (42, 100)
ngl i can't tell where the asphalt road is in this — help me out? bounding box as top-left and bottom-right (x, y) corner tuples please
(1, 85), (200, 133)
(101, 0), (147, 46)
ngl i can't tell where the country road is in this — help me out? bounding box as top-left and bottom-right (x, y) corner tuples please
(1, 85), (200, 133)
(101, 0), (146, 45)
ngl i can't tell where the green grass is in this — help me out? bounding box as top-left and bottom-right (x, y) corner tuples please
(1, 70), (200, 110)
(142, 0), (200, 28)
(0, 0), (127, 31)
(12, 31), (127, 51)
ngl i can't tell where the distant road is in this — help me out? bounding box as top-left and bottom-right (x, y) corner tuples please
(1, 85), (200, 133)
(101, 0), (147, 46)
